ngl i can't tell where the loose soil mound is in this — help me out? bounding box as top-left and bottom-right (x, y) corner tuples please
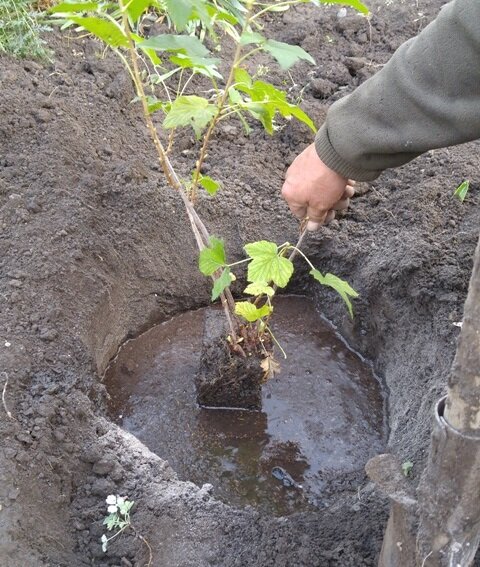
(1, 1), (479, 565)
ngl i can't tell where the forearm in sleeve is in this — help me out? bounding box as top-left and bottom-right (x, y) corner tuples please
(315, 0), (480, 181)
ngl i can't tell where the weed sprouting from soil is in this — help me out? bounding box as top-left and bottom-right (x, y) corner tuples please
(0, 0), (51, 59)
(101, 495), (153, 564)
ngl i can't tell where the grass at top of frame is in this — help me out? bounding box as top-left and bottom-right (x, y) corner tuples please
(0, 0), (55, 59)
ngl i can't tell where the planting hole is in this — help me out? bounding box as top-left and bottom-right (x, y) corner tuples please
(105, 296), (387, 515)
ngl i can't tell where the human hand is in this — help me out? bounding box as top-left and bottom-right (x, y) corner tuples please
(281, 143), (355, 231)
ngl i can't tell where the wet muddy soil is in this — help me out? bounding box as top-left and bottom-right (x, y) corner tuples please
(105, 296), (386, 515)
(1, 0), (480, 565)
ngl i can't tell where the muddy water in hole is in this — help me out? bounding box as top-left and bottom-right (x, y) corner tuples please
(105, 296), (386, 515)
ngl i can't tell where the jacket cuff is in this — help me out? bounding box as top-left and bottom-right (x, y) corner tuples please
(314, 125), (382, 182)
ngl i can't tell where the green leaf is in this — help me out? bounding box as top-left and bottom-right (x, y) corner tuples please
(118, 499), (134, 515)
(163, 95), (217, 138)
(211, 268), (232, 301)
(140, 46), (162, 66)
(235, 301), (272, 322)
(217, 0), (247, 23)
(103, 514), (118, 531)
(401, 460), (414, 477)
(163, 0), (194, 30)
(239, 31), (265, 45)
(169, 54), (221, 77)
(198, 237), (226, 276)
(138, 34), (211, 58)
(453, 180), (470, 202)
(162, 0), (211, 31)
(145, 95), (168, 114)
(263, 39), (315, 69)
(310, 269), (358, 318)
(228, 87), (243, 105)
(236, 78), (316, 133)
(245, 241), (294, 288)
(125, 0), (153, 24)
(50, 2), (99, 13)
(244, 282), (275, 297)
(198, 175), (221, 196)
(68, 16), (129, 48)
(234, 67), (252, 89)
(318, 0), (369, 16)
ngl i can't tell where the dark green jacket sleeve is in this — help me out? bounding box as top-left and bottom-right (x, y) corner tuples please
(315, 0), (480, 181)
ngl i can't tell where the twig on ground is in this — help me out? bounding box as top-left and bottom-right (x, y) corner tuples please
(1, 372), (14, 420)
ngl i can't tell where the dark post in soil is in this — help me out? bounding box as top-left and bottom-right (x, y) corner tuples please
(416, 234), (480, 566)
(195, 310), (265, 410)
(370, 235), (480, 567)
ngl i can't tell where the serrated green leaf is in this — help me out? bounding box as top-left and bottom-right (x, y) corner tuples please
(118, 499), (134, 515)
(199, 237), (226, 276)
(239, 31), (265, 45)
(453, 180), (470, 202)
(50, 2), (99, 13)
(235, 301), (272, 322)
(169, 54), (221, 77)
(245, 240), (294, 288)
(228, 87), (243, 105)
(212, 268), (232, 301)
(68, 16), (129, 47)
(310, 269), (358, 318)
(236, 79), (315, 133)
(163, 0), (194, 30)
(163, 95), (217, 138)
(234, 67), (252, 88)
(244, 240), (278, 259)
(244, 282), (275, 297)
(138, 34), (210, 58)
(217, 0), (247, 23)
(198, 175), (221, 195)
(125, 0), (153, 23)
(146, 96), (168, 114)
(263, 39), (315, 69)
(103, 514), (118, 531)
(140, 46), (162, 66)
(163, 0), (212, 30)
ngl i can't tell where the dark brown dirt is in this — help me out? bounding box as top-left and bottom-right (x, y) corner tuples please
(0, 1), (479, 566)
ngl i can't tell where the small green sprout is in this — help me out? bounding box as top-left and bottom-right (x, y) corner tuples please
(453, 180), (470, 202)
(101, 494), (134, 553)
(401, 460), (414, 477)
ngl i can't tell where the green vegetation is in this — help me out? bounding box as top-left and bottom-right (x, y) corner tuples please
(0, 0), (51, 59)
(401, 460), (413, 477)
(101, 494), (134, 553)
(101, 495), (152, 563)
(453, 179), (470, 202)
(51, 0), (365, 370)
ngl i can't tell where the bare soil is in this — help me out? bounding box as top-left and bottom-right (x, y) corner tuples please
(1, 1), (479, 565)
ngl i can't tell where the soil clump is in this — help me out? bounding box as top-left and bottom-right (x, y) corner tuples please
(196, 310), (265, 410)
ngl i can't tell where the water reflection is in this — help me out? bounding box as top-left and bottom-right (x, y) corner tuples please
(105, 296), (386, 515)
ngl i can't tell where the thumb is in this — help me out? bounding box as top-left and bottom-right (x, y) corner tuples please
(306, 220), (321, 232)
(306, 210), (336, 231)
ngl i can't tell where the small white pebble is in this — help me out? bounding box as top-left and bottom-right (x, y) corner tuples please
(4, 341), (11, 347)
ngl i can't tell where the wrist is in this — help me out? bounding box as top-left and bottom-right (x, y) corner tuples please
(315, 124), (381, 182)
